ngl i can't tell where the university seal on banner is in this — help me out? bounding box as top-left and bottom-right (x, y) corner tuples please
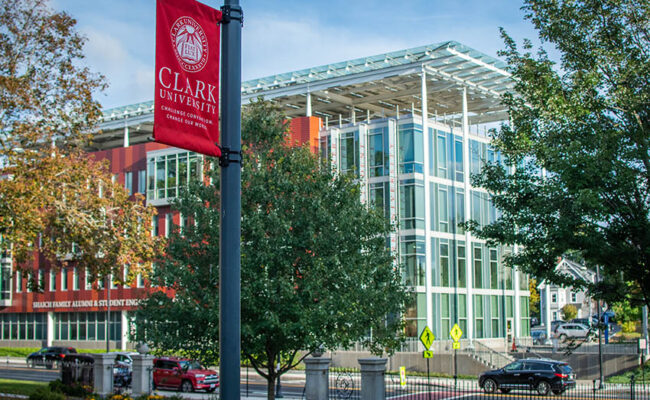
(170, 16), (208, 73)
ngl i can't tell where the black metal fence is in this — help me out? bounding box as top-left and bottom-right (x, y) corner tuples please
(385, 375), (650, 400)
(329, 368), (361, 399)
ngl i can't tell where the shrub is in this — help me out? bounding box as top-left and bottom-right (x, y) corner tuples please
(622, 321), (638, 333)
(29, 387), (65, 400)
(561, 304), (577, 321)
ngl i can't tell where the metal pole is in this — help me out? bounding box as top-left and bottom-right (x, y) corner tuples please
(597, 265), (604, 389)
(106, 275), (110, 353)
(219, 1), (242, 399)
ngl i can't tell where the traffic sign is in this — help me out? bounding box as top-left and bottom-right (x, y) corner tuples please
(419, 326), (435, 350)
(450, 323), (463, 342)
(452, 342), (460, 350)
(423, 350), (433, 358)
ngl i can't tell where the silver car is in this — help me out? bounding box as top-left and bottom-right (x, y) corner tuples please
(555, 323), (592, 341)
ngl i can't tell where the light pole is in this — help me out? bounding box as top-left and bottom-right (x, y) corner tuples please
(106, 274), (111, 353)
(597, 265), (603, 389)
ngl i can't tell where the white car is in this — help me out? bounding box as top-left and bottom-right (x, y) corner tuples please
(555, 323), (592, 341)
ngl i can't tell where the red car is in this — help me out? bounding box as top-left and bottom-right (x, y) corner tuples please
(153, 357), (219, 392)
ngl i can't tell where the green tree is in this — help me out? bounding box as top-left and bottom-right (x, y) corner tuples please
(0, 0), (162, 282)
(134, 100), (408, 400)
(466, 0), (650, 308)
(529, 278), (540, 319)
(561, 304), (577, 321)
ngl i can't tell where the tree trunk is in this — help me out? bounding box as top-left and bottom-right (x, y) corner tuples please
(267, 374), (276, 400)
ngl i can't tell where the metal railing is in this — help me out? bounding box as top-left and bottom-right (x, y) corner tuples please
(466, 340), (515, 369)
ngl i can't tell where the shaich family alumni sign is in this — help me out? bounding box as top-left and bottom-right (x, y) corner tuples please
(154, 0), (222, 157)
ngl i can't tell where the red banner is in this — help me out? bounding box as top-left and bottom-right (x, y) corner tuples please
(154, 0), (222, 157)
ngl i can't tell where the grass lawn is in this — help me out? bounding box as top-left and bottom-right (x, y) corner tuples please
(0, 378), (47, 396)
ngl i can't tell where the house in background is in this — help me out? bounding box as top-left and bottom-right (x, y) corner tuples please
(539, 258), (596, 337)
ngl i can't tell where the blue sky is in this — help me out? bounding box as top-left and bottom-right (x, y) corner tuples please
(51, 1), (541, 110)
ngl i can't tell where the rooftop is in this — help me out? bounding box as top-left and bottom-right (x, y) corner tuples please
(93, 40), (514, 151)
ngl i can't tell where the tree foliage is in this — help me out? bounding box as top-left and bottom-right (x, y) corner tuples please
(134, 100), (408, 400)
(529, 278), (540, 318)
(0, 0), (162, 283)
(467, 0), (650, 307)
(561, 304), (577, 321)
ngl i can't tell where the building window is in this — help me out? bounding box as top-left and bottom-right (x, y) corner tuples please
(152, 215), (159, 237)
(339, 130), (359, 176)
(73, 268), (79, 291)
(147, 151), (202, 201)
(491, 295), (500, 337)
(473, 244), (483, 289)
(520, 297), (531, 336)
(457, 242), (466, 288)
(15, 272), (22, 293)
(38, 269), (44, 291)
(61, 268), (68, 291)
(0, 313), (47, 340)
(125, 172), (133, 195)
(136, 273), (145, 288)
(49, 269), (56, 292)
(399, 179), (424, 229)
(436, 185), (449, 232)
(404, 293), (426, 337)
(474, 295), (484, 339)
(368, 126), (388, 177)
(138, 169), (146, 194)
(110, 274), (118, 289)
(369, 182), (390, 220)
(85, 269), (92, 290)
(398, 123), (423, 173)
(571, 292), (577, 303)
(551, 293), (557, 303)
(440, 293), (450, 339)
(489, 248), (498, 289)
(436, 132), (447, 178)
(439, 241), (450, 287)
(54, 311), (121, 341)
(400, 236), (425, 286)
(165, 213), (173, 237)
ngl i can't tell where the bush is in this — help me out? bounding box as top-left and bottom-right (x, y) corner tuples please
(48, 379), (92, 397)
(561, 304), (577, 321)
(622, 321), (638, 333)
(29, 387), (65, 400)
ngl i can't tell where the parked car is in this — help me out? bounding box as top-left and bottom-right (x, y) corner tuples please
(551, 320), (564, 333)
(531, 327), (548, 344)
(113, 352), (137, 387)
(571, 318), (592, 327)
(555, 323), (592, 341)
(26, 346), (77, 369)
(153, 357), (219, 392)
(479, 359), (576, 395)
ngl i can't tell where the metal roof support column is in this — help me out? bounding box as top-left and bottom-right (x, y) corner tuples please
(306, 91), (312, 117)
(396, 105), (400, 120)
(421, 68), (433, 331)
(462, 86), (474, 342)
(351, 108), (356, 125)
(123, 118), (129, 148)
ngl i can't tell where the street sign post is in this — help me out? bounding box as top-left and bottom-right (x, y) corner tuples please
(450, 323), (463, 388)
(419, 326), (435, 400)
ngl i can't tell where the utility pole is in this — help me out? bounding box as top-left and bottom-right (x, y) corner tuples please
(219, 1), (242, 399)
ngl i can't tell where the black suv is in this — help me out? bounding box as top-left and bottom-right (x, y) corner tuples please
(479, 359), (576, 395)
(26, 346), (77, 369)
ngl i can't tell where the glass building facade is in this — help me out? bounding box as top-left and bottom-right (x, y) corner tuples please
(324, 116), (530, 340)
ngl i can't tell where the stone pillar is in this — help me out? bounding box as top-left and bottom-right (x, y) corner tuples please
(359, 358), (387, 400)
(91, 353), (115, 396)
(131, 354), (155, 396)
(304, 357), (330, 400)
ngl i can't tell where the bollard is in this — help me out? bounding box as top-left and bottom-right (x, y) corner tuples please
(91, 353), (116, 396)
(632, 374), (637, 400)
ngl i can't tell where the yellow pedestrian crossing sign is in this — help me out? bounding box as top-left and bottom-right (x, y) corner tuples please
(419, 326), (434, 350)
(450, 323), (463, 342)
